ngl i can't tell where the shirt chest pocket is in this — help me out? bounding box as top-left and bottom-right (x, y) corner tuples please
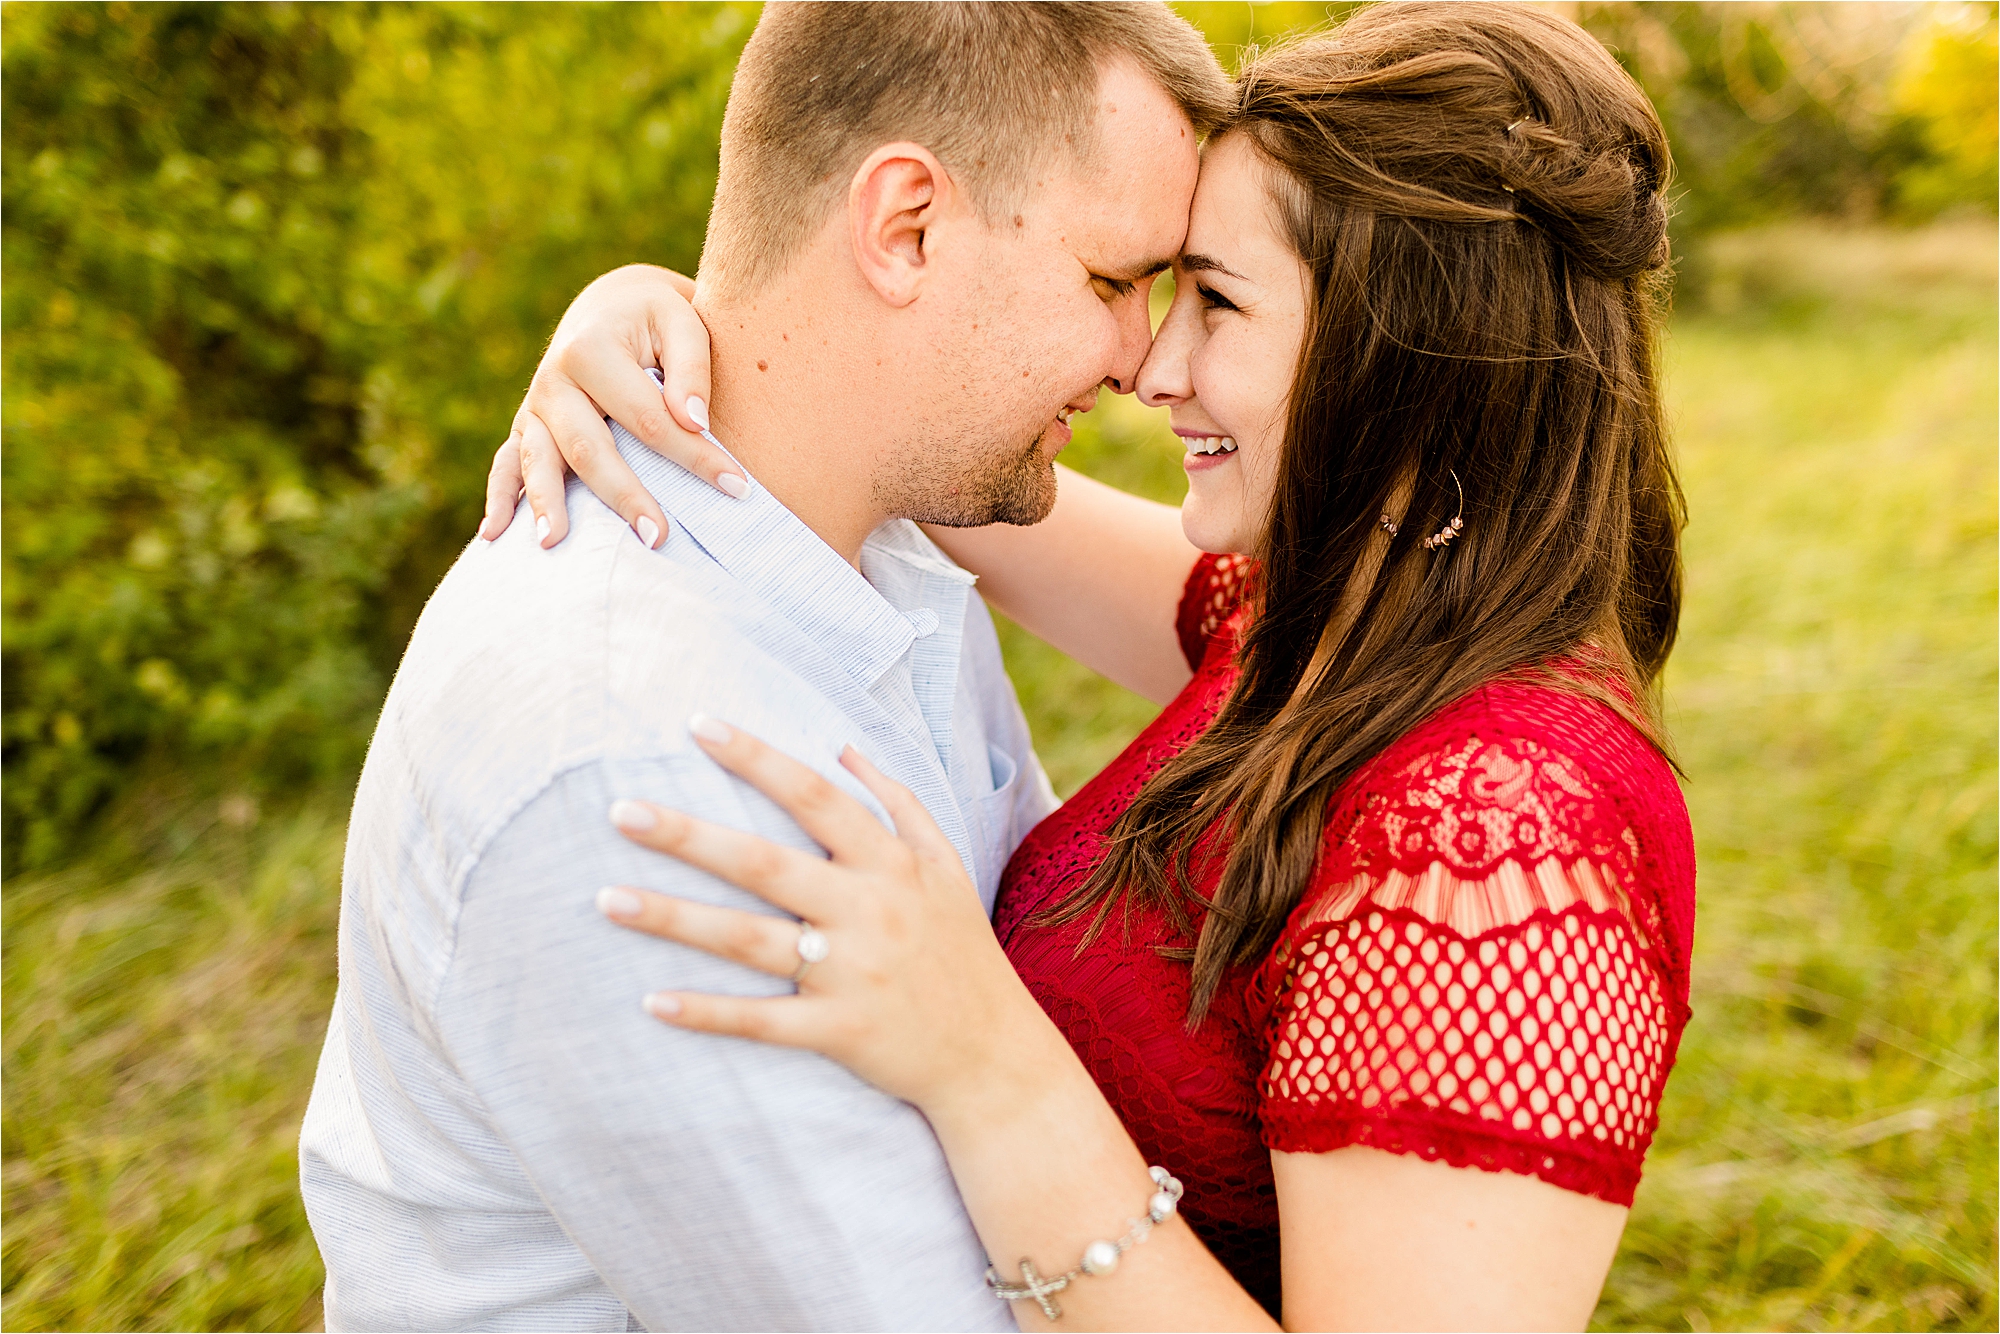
(971, 741), (1023, 902)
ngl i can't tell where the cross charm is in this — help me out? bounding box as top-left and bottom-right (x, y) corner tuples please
(1013, 1259), (1070, 1322)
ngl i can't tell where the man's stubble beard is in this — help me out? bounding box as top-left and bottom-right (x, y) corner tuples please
(873, 424), (1059, 529)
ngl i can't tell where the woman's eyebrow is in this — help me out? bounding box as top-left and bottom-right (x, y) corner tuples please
(1179, 252), (1248, 281)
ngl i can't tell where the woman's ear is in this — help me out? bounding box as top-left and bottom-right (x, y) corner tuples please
(847, 142), (953, 308)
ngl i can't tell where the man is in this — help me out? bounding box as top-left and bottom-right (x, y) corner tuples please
(298, 5), (1227, 1329)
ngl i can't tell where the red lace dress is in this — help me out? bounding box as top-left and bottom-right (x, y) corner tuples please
(993, 555), (1696, 1316)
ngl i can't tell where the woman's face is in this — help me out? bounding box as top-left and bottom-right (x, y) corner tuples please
(1137, 133), (1310, 555)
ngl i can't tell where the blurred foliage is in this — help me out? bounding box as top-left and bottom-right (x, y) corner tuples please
(1581, 1), (1999, 233)
(2, 2), (749, 871)
(1893, 4), (2000, 214)
(1, 0), (1994, 874)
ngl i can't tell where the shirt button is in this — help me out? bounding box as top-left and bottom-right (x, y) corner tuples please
(907, 609), (940, 637)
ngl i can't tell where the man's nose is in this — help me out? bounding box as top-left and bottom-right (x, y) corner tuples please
(1098, 291), (1158, 396)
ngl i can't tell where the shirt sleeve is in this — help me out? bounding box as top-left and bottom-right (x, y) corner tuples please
(1174, 553), (1257, 672)
(1255, 728), (1682, 1207)
(430, 757), (1014, 1333)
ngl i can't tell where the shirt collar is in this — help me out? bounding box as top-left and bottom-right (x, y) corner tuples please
(609, 422), (974, 689)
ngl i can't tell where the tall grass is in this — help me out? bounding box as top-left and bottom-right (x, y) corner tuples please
(1604, 222), (1997, 1332)
(3, 223), (1994, 1331)
(2, 805), (341, 1331)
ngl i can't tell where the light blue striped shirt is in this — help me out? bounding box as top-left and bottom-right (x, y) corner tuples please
(299, 424), (1056, 1332)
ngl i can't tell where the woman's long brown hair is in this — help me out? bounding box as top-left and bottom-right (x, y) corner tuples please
(1045, 2), (1687, 1022)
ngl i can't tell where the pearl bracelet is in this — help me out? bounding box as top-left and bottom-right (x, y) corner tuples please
(984, 1166), (1184, 1322)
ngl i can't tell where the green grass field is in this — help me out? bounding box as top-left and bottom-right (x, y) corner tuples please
(4, 222), (1994, 1332)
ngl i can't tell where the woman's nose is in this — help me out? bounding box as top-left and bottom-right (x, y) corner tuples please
(1136, 303), (1196, 408)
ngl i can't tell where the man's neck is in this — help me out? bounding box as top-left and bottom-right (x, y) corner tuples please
(696, 287), (890, 569)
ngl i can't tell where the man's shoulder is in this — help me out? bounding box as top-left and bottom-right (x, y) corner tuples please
(361, 492), (800, 841)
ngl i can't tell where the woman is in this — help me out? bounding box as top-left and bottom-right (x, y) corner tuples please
(488, 6), (1694, 1328)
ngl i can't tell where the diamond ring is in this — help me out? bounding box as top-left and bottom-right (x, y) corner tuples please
(791, 924), (830, 984)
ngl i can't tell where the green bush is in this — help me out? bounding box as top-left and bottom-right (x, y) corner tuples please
(2, 2), (749, 871)
(1892, 3), (2000, 216)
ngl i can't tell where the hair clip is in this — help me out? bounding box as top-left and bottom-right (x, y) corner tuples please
(1421, 470), (1465, 551)
(1501, 121), (1527, 195)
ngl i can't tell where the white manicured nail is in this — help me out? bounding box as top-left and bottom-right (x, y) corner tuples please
(636, 515), (660, 548)
(688, 713), (732, 744)
(716, 472), (749, 500)
(644, 992), (683, 1018)
(609, 799), (657, 832)
(596, 887), (643, 919)
(535, 514), (551, 544)
(686, 395), (709, 430)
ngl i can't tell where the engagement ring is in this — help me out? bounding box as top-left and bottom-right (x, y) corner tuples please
(792, 924), (830, 983)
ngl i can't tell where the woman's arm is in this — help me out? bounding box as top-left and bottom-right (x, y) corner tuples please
(947, 1106), (1628, 1331)
(924, 464), (1198, 703)
(1275, 1148), (1626, 1331)
(488, 266), (1203, 701)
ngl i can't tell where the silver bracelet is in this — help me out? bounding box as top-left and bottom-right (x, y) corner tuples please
(984, 1166), (1184, 1322)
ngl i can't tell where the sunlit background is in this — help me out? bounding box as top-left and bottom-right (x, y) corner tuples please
(4, 3), (1995, 1330)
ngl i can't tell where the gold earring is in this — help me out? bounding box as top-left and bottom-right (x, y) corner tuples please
(1421, 471), (1465, 551)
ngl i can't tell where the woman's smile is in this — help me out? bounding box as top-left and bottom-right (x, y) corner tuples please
(1179, 431), (1239, 472)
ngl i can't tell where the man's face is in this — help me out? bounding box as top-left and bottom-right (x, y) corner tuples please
(878, 58), (1202, 528)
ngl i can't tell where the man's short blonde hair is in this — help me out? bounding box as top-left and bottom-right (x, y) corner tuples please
(702, 1), (1231, 299)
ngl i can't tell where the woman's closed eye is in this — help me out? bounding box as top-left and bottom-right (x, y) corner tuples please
(1195, 282), (1240, 314)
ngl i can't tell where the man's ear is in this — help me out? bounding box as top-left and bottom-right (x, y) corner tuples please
(848, 143), (955, 308)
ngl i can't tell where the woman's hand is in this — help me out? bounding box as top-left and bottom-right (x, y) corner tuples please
(482, 264), (745, 551)
(596, 715), (1056, 1114)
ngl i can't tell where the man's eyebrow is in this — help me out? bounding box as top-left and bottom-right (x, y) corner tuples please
(1179, 252), (1248, 281)
(1097, 256), (1176, 283)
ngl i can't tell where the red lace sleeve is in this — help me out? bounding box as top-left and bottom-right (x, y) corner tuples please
(1254, 681), (1695, 1207)
(1175, 553), (1255, 672)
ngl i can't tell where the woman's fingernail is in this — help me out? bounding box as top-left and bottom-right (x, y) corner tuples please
(596, 887), (643, 919)
(686, 395), (710, 430)
(644, 992), (683, 1018)
(688, 712), (732, 745)
(535, 514), (552, 544)
(716, 472), (750, 500)
(609, 799), (658, 832)
(636, 515), (661, 548)
(476, 518), (495, 543)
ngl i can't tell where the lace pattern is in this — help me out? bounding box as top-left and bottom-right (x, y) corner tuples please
(1317, 728), (1664, 950)
(1254, 681), (1695, 1205)
(1175, 552), (1253, 671)
(1259, 904), (1674, 1204)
